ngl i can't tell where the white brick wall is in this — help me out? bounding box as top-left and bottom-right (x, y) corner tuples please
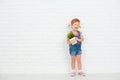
(0, 0), (120, 73)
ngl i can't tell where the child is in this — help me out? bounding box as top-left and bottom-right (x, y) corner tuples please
(66, 18), (85, 77)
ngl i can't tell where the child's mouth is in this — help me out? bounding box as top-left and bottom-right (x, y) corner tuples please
(75, 27), (78, 29)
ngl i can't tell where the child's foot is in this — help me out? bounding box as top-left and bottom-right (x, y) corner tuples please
(71, 71), (76, 77)
(78, 71), (86, 76)
(70, 70), (76, 77)
(78, 70), (86, 76)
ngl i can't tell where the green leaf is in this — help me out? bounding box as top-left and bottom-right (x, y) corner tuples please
(67, 31), (74, 39)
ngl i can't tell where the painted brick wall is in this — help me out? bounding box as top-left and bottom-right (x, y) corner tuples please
(0, 0), (120, 73)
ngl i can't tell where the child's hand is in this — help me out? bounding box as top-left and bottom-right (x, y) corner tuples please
(70, 39), (76, 43)
(75, 37), (79, 41)
(75, 37), (84, 42)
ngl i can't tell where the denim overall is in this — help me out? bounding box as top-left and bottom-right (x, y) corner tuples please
(69, 31), (82, 55)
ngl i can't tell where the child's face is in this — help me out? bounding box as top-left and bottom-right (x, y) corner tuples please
(71, 22), (80, 31)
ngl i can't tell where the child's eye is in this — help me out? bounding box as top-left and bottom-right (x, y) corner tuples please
(75, 24), (79, 26)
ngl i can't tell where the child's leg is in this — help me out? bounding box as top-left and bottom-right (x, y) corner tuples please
(76, 55), (82, 70)
(70, 55), (76, 76)
(71, 55), (76, 70)
(76, 54), (85, 76)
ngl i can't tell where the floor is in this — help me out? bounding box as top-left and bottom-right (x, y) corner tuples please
(0, 73), (120, 80)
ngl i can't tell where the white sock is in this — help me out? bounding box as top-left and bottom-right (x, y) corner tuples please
(71, 69), (75, 72)
(78, 69), (82, 72)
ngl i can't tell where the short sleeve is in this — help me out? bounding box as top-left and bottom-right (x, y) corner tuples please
(80, 31), (83, 38)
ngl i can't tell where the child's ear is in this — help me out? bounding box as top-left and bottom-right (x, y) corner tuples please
(68, 24), (70, 27)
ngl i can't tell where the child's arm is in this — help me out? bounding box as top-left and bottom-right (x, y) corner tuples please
(76, 31), (84, 42)
(76, 36), (84, 42)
